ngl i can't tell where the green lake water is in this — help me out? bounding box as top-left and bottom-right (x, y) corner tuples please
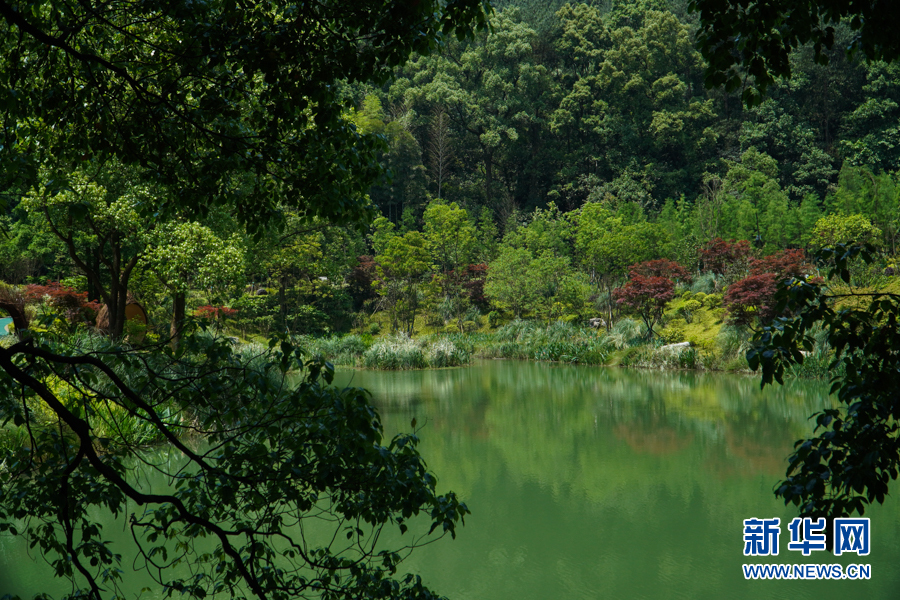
(2, 360), (898, 598)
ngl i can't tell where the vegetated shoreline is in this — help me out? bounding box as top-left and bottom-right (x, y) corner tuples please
(295, 315), (833, 380)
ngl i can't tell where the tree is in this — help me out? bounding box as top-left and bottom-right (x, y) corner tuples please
(724, 273), (780, 326)
(725, 249), (810, 326)
(402, 9), (552, 211)
(0, 0), (491, 229)
(0, 2), (491, 598)
(613, 259), (688, 339)
(748, 245), (900, 520)
(700, 238), (752, 281)
(574, 202), (670, 328)
(483, 246), (535, 318)
(350, 95), (428, 223)
(690, 0), (900, 106)
(422, 201), (476, 329)
(375, 231), (432, 335)
(0, 332), (468, 599)
(21, 166), (148, 337)
(427, 106), (454, 199)
(143, 221), (245, 345)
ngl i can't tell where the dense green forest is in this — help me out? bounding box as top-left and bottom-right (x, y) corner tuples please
(2, 0), (900, 597)
(3, 0), (898, 356)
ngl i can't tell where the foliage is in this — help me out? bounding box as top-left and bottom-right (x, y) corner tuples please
(0, 2), (493, 598)
(374, 230), (432, 335)
(747, 244), (900, 520)
(812, 212), (882, 247)
(725, 249), (812, 326)
(0, 331), (469, 599)
(700, 238), (753, 280)
(24, 280), (102, 325)
(614, 260), (687, 339)
(194, 305), (239, 320)
(690, 0), (900, 105)
(749, 249), (810, 281)
(0, 0), (491, 228)
(724, 273), (779, 326)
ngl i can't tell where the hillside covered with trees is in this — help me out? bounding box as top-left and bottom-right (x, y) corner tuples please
(5, 0), (897, 358)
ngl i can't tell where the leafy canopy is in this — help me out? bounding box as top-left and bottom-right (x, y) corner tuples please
(0, 0), (492, 229)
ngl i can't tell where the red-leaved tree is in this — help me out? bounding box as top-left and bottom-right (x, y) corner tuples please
(725, 249), (811, 326)
(347, 255), (378, 312)
(614, 260), (687, 339)
(749, 248), (808, 280)
(700, 238), (753, 283)
(630, 259), (692, 282)
(460, 263), (488, 309)
(24, 280), (102, 325)
(723, 273), (779, 326)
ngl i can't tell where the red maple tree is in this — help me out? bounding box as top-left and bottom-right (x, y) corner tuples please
(24, 280), (101, 324)
(700, 238), (753, 277)
(725, 249), (811, 326)
(614, 260), (688, 338)
(723, 273), (779, 326)
(749, 248), (808, 280)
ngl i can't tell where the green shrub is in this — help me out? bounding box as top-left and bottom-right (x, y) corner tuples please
(362, 335), (428, 369)
(487, 310), (502, 328)
(691, 272), (718, 294)
(703, 293), (723, 309)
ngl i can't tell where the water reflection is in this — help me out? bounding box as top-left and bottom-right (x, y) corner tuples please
(336, 361), (900, 600)
(2, 362), (897, 600)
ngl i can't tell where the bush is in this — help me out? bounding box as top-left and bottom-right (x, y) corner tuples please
(691, 272), (718, 294)
(487, 310), (502, 328)
(362, 335), (428, 369)
(702, 293), (723, 309)
(602, 318), (644, 350)
(658, 324), (686, 344)
(426, 339), (471, 368)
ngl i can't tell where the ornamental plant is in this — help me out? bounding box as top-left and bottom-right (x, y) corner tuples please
(700, 238), (753, 284)
(24, 280), (102, 324)
(194, 305), (239, 320)
(614, 260), (688, 339)
(726, 249), (812, 326)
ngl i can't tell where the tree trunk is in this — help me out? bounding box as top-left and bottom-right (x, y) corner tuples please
(170, 292), (186, 347)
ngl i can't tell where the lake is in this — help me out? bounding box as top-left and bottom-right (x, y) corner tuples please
(2, 360), (898, 598)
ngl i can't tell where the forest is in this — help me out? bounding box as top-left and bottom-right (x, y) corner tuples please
(3, 0), (897, 365)
(1, 0), (900, 597)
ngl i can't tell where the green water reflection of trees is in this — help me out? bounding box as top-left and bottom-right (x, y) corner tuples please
(338, 362), (900, 600)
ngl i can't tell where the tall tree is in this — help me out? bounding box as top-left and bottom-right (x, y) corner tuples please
(143, 221), (245, 345)
(21, 166), (149, 336)
(427, 106), (454, 199)
(0, 1), (491, 598)
(0, 0), (491, 230)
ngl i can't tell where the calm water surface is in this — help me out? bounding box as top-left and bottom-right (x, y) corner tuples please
(334, 361), (900, 600)
(1, 360), (898, 598)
